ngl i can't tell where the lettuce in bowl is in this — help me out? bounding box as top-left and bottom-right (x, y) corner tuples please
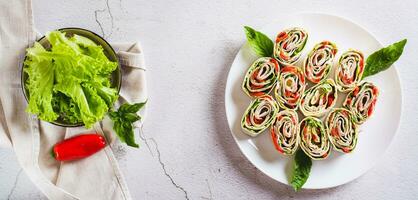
(23, 30), (119, 128)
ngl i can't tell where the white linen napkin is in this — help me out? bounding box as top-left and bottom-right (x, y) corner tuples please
(0, 1), (147, 199)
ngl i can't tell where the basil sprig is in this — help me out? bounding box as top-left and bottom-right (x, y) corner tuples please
(108, 101), (147, 148)
(244, 26), (274, 57)
(291, 149), (312, 191)
(363, 39), (407, 78)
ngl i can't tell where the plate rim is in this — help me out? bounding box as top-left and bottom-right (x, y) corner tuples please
(224, 12), (403, 189)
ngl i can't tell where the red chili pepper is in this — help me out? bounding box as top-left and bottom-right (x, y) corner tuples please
(52, 134), (107, 161)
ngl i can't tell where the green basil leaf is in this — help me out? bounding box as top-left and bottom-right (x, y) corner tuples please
(363, 39), (407, 78)
(112, 121), (139, 148)
(291, 149), (312, 191)
(108, 101), (146, 148)
(108, 111), (119, 120)
(121, 122), (139, 148)
(120, 101), (147, 113)
(124, 113), (141, 123)
(118, 103), (132, 113)
(244, 26), (274, 57)
(112, 121), (125, 142)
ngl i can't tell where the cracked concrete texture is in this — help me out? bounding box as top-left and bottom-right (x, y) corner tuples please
(6, 169), (22, 200)
(1, 0), (418, 199)
(139, 126), (190, 200)
(0, 149), (46, 200)
(94, 0), (114, 39)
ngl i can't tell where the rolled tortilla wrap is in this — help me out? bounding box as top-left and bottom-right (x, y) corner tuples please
(335, 50), (365, 92)
(242, 57), (280, 97)
(241, 95), (279, 137)
(343, 82), (379, 124)
(326, 108), (359, 153)
(299, 79), (337, 117)
(274, 65), (306, 110)
(299, 116), (331, 160)
(270, 110), (299, 155)
(273, 27), (308, 65)
(304, 41), (338, 83)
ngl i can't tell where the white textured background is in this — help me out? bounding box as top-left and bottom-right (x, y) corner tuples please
(0, 0), (417, 199)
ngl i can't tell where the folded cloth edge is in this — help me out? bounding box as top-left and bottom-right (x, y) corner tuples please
(4, 23), (146, 198)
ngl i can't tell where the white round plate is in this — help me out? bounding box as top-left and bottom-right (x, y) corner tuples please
(224, 13), (402, 189)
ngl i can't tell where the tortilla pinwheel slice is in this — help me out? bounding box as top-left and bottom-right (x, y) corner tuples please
(326, 108), (359, 153)
(270, 110), (300, 155)
(335, 50), (365, 92)
(343, 82), (379, 124)
(304, 41), (338, 83)
(273, 28), (308, 65)
(299, 79), (338, 117)
(242, 57), (280, 97)
(241, 95), (279, 137)
(299, 116), (331, 160)
(274, 66), (306, 110)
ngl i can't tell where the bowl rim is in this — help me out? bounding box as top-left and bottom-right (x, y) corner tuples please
(21, 27), (122, 127)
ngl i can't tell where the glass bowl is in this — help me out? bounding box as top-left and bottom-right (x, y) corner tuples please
(21, 27), (121, 127)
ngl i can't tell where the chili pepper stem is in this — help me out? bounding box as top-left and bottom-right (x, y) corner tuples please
(51, 148), (56, 159)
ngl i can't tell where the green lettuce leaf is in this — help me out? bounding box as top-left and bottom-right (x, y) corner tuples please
(51, 92), (82, 124)
(244, 26), (274, 57)
(24, 31), (118, 127)
(363, 39), (407, 78)
(24, 43), (58, 122)
(291, 149), (312, 191)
